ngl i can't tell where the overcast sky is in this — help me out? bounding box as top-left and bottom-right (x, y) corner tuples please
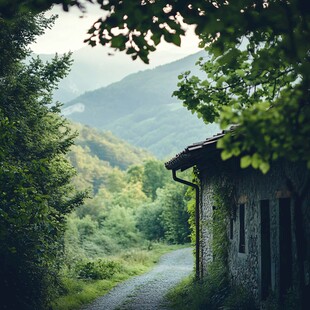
(31, 4), (201, 63)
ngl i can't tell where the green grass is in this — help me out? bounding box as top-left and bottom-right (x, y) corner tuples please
(166, 265), (257, 310)
(166, 275), (206, 310)
(52, 243), (188, 310)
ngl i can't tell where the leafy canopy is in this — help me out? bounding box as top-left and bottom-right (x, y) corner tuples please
(0, 12), (85, 309)
(172, 1), (309, 172)
(2, 0), (309, 172)
(2, 1), (308, 62)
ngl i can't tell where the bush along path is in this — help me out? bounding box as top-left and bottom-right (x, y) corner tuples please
(82, 247), (193, 310)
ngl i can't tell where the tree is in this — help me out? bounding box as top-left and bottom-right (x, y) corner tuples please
(174, 34), (309, 173)
(102, 205), (141, 247)
(0, 13), (84, 309)
(158, 183), (190, 244)
(136, 201), (166, 241)
(127, 164), (144, 184)
(142, 159), (170, 200)
(136, 183), (190, 244)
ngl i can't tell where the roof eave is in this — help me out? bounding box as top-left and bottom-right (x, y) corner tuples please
(165, 137), (220, 171)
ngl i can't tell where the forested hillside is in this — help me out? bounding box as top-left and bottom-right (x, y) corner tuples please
(64, 52), (219, 158)
(66, 123), (190, 248)
(53, 121), (192, 309)
(68, 122), (151, 194)
(70, 122), (151, 168)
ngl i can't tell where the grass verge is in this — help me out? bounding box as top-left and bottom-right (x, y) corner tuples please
(52, 243), (188, 310)
(166, 265), (257, 310)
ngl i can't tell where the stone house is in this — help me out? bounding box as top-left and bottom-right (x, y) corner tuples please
(165, 130), (310, 308)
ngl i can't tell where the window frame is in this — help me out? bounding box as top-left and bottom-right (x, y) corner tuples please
(239, 203), (246, 253)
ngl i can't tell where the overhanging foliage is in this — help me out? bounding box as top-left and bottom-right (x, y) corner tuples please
(3, 0), (308, 173)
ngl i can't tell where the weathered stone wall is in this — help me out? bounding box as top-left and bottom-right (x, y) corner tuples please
(228, 165), (283, 302)
(199, 159), (310, 305)
(199, 175), (214, 276)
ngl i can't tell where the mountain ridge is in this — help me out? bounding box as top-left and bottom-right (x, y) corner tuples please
(64, 51), (219, 158)
(37, 45), (203, 102)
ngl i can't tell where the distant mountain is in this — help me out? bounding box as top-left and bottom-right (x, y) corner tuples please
(63, 52), (218, 158)
(64, 51), (219, 158)
(37, 47), (148, 102)
(38, 46), (202, 103)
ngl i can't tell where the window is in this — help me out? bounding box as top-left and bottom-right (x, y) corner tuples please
(239, 204), (245, 253)
(260, 200), (271, 300)
(279, 198), (292, 301)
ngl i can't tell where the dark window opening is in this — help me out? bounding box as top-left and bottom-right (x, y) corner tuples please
(239, 204), (245, 253)
(279, 198), (292, 303)
(260, 199), (271, 300)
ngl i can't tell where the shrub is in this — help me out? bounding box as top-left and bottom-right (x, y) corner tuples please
(102, 205), (142, 247)
(75, 215), (98, 240)
(75, 259), (121, 280)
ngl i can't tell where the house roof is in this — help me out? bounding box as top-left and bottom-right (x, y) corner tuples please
(165, 129), (232, 171)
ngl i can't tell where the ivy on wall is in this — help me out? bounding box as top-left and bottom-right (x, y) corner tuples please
(211, 178), (234, 271)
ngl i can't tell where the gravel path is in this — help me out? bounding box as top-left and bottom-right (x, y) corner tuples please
(82, 247), (193, 310)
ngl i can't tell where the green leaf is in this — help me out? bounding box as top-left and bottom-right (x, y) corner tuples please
(221, 150), (233, 160)
(232, 147), (241, 156)
(151, 33), (161, 45)
(259, 162), (270, 174)
(235, 69), (245, 77)
(217, 76), (227, 84)
(111, 35), (126, 48)
(126, 47), (136, 55)
(172, 35), (181, 46)
(240, 155), (251, 168)
(216, 139), (224, 149)
(251, 154), (260, 169)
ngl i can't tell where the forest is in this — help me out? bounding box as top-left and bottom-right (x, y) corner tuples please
(56, 123), (192, 309)
(67, 122), (191, 256)
(0, 11), (192, 310)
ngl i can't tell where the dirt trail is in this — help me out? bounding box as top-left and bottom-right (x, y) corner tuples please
(82, 247), (193, 310)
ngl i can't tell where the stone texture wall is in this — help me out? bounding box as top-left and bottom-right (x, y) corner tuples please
(199, 175), (214, 277)
(199, 160), (310, 305)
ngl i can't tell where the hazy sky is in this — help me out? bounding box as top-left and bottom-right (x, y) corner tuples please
(31, 4), (201, 62)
